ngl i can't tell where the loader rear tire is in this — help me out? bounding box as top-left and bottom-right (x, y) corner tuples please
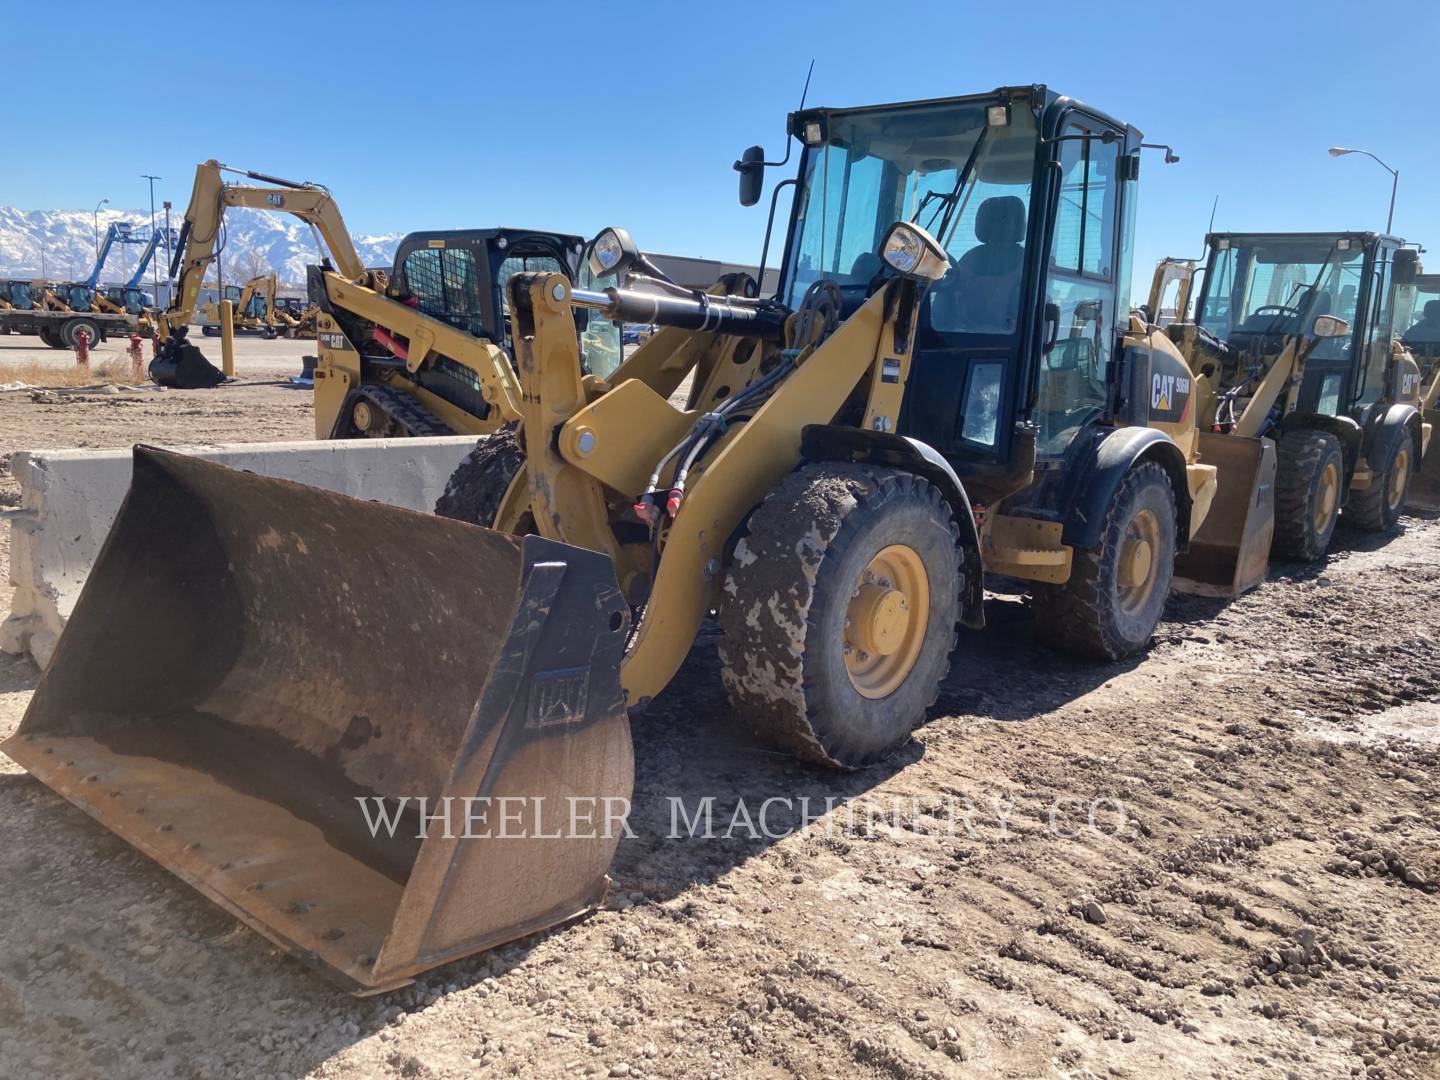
(434, 427), (535, 533)
(1033, 461), (1176, 661)
(718, 463), (962, 770)
(1273, 431), (1343, 560)
(1345, 425), (1411, 532)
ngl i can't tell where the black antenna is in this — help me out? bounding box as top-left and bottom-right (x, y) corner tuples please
(1207, 195), (1219, 234)
(752, 59), (815, 294)
(753, 59), (813, 169)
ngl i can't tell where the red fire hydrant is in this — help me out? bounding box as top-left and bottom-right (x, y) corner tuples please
(74, 328), (90, 367)
(128, 333), (145, 380)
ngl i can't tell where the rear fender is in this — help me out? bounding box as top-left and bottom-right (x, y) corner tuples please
(1371, 403), (1424, 470)
(1063, 426), (1192, 551)
(801, 424), (985, 629)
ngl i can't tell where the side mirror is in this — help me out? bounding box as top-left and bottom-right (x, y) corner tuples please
(735, 146), (765, 207)
(1312, 314), (1349, 339)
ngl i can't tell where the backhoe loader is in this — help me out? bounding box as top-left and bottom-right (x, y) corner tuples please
(1157, 233), (1430, 561)
(149, 161), (618, 432)
(4, 86), (1272, 993)
(201, 273), (281, 337)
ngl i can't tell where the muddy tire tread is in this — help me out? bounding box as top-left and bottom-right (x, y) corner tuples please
(434, 427), (525, 526)
(717, 463), (962, 770)
(1273, 431), (1343, 559)
(1033, 461), (1176, 661)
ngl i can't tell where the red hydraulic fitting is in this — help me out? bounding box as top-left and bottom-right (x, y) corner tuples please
(665, 488), (684, 517)
(634, 499), (658, 528)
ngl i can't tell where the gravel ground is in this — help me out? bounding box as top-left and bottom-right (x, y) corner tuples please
(0, 350), (1437, 1079)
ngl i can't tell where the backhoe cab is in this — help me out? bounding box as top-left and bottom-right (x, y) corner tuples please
(6, 87), (1272, 993)
(1161, 232), (1430, 554)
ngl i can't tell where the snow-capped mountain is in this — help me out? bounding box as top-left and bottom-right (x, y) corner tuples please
(0, 205), (401, 284)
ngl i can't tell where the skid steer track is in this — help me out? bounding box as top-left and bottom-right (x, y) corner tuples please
(2, 447), (633, 993)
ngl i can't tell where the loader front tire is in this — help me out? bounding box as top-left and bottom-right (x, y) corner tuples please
(434, 427), (534, 533)
(1344, 425), (1411, 533)
(718, 463), (963, 770)
(1033, 461), (1176, 661)
(1273, 431), (1343, 560)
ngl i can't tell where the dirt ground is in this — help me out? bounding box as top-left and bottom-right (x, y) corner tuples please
(1, 346), (1438, 1079)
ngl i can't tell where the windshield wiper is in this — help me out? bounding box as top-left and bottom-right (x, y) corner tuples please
(910, 125), (992, 245)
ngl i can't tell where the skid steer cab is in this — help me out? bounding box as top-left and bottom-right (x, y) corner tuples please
(5, 87), (1267, 993)
(1163, 232), (1431, 553)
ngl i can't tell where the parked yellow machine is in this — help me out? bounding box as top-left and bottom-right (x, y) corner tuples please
(1154, 233), (1431, 556)
(1398, 271), (1440, 509)
(4, 86), (1276, 992)
(200, 273), (280, 337)
(148, 161), (618, 433)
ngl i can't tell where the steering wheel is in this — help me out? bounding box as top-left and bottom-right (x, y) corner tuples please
(1250, 305), (1301, 320)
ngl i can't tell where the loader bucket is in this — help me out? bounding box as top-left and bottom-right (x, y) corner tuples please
(1, 447), (633, 994)
(1410, 412), (1440, 512)
(1172, 433), (1276, 597)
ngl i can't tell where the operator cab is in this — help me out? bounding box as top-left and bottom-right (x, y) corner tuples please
(1195, 232), (1409, 421)
(776, 86), (1147, 497)
(1401, 274), (1440, 369)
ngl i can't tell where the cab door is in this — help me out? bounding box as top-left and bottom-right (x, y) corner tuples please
(1033, 112), (1130, 459)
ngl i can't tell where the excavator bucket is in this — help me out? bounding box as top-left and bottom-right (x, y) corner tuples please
(1172, 433), (1276, 597)
(2, 447), (633, 994)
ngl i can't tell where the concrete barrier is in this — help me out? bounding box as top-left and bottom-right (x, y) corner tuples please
(1, 437), (481, 668)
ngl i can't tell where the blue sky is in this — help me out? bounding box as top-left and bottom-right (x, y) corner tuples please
(7, 0), (1437, 292)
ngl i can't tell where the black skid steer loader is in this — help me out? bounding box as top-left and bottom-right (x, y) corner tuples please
(4, 85), (1275, 992)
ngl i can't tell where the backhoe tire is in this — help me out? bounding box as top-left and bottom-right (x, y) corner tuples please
(1345, 425), (1412, 533)
(1272, 431), (1344, 560)
(434, 427), (534, 533)
(718, 463), (963, 770)
(1033, 461), (1176, 661)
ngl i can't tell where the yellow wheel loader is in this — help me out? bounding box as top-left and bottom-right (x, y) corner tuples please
(4, 86), (1272, 993)
(148, 161), (618, 432)
(1398, 271), (1440, 510)
(1158, 232), (1431, 561)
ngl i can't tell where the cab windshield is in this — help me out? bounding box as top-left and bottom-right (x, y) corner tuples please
(1198, 237), (1364, 356)
(783, 100), (1039, 335)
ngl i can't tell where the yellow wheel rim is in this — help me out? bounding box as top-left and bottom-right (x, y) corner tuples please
(1116, 508), (1161, 616)
(1315, 461), (1340, 533)
(844, 544), (929, 699)
(1388, 448), (1410, 511)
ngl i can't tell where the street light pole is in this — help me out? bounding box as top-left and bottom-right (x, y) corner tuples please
(92, 198), (109, 259)
(1328, 147), (1399, 234)
(142, 174), (163, 300)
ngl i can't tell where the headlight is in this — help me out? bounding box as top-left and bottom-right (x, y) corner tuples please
(588, 227), (639, 279)
(880, 222), (948, 282)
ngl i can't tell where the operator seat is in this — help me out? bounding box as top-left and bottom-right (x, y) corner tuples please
(931, 196), (1026, 333)
(1404, 299), (1440, 345)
